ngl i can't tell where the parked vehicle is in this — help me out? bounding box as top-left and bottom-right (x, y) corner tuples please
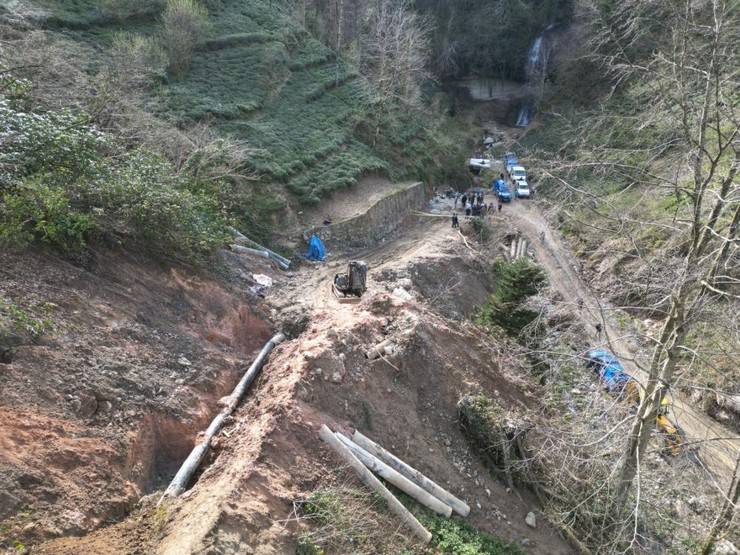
(504, 152), (518, 173)
(468, 157), (491, 173)
(491, 177), (506, 193)
(516, 181), (530, 198)
(497, 184), (512, 202)
(509, 165), (527, 183)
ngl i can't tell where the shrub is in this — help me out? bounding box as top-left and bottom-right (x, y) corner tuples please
(0, 179), (96, 250)
(0, 98), (108, 190)
(162, 0), (210, 78)
(102, 0), (164, 21)
(0, 89), (228, 260)
(0, 301), (55, 341)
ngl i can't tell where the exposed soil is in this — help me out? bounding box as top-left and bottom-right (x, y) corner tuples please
(21, 213), (575, 555)
(7, 177), (738, 555)
(0, 247), (274, 548)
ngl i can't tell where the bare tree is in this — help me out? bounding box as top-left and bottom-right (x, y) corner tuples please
(358, 0), (432, 107)
(588, 0), (740, 508)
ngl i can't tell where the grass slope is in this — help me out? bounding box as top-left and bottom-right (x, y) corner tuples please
(33, 0), (468, 206)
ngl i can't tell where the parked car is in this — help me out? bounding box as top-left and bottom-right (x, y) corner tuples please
(504, 152), (518, 173)
(516, 181), (530, 198)
(509, 165), (527, 183)
(468, 157), (491, 174)
(497, 184), (512, 202)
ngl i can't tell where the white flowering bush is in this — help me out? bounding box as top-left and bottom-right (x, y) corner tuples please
(0, 76), (228, 258)
(0, 99), (108, 189)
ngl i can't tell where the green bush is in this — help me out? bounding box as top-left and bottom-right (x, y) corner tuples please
(476, 259), (545, 334)
(1, 84), (228, 260)
(0, 99), (108, 189)
(102, 0), (164, 20)
(0, 179), (96, 250)
(162, 0), (209, 78)
(1, 301), (55, 340)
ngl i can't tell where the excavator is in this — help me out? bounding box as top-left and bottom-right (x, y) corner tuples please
(332, 261), (368, 303)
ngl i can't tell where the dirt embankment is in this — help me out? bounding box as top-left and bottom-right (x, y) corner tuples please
(0, 247), (274, 548)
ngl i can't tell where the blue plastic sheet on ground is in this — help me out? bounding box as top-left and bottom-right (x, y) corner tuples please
(306, 234), (326, 261)
(599, 364), (631, 392)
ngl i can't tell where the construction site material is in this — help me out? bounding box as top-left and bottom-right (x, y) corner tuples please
(335, 433), (453, 517)
(318, 425), (432, 544)
(230, 227), (291, 269)
(160, 332), (285, 501)
(353, 430), (471, 517)
(365, 338), (393, 360)
(230, 244), (270, 259)
(517, 239), (528, 259)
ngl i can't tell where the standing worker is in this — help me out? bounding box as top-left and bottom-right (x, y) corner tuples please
(451, 212), (459, 228)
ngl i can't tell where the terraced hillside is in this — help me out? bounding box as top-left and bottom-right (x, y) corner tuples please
(25, 0), (468, 206)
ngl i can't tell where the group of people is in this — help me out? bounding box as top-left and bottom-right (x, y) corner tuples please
(450, 190), (503, 228)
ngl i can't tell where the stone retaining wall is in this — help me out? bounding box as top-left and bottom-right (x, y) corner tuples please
(305, 182), (427, 249)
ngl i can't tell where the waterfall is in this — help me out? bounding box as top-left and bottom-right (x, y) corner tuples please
(515, 28), (551, 127)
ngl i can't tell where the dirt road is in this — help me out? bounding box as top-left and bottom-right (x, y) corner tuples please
(507, 199), (740, 487)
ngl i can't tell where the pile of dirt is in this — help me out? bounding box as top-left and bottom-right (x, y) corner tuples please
(0, 247), (274, 548)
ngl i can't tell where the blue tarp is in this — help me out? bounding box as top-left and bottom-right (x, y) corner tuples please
(306, 234), (326, 261)
(599, 364), (631, 392)
(587, 348), (632, 392)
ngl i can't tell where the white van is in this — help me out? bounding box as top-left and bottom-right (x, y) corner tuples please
(510, 165), (527, 183)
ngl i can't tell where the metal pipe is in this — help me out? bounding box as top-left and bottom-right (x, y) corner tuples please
(159, 332), (285, 501)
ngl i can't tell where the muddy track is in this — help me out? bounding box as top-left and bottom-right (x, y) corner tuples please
(507, 199), (739, 487)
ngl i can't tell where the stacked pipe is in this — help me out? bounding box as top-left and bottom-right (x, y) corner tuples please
(229, 227), (291, 270)
(319, 425), (470, 544)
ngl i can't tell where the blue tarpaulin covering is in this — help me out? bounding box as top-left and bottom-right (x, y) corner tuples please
(587, 348), (632, 392)
(599, 364), (631, 392)
(306, 234), (326, 261)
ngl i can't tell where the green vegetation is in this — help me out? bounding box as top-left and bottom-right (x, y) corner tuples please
(4, 0), (470, 256)
(0, 78), (228, 259)
(411, 504), (524, 555)
(476, 259), (545, 335)
(0, 301), (55, 341)
(416, 0), (574, 80)
(162, 0), (209, 77)
(298, 484), (521, 554)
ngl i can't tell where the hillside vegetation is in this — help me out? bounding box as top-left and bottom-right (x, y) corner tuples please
(1, 0), (470, 259)
(520, 0), (740, 445)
